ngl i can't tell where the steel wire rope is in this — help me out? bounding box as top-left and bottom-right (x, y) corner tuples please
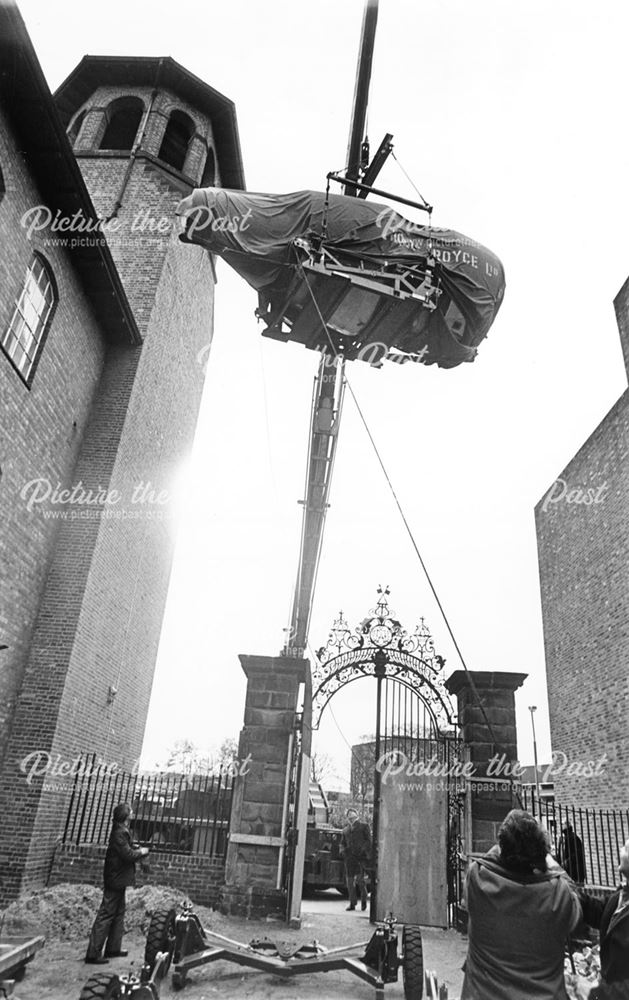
(390, 149), (432, 211)
(294, 252), (521, 807)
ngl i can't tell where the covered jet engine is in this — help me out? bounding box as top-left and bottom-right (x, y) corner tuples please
(176, 187), (505, 369)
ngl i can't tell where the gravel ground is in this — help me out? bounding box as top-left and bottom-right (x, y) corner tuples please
(2, 884), (467, 1000)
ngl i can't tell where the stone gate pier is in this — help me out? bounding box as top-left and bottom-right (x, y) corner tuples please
(446, 670), (527, 854)
(220, 653), (308, 919)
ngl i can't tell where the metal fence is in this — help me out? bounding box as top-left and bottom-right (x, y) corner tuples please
(63, 755), (233, 858)
(521, 789), (629, 887)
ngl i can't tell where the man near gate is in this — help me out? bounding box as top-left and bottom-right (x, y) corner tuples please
(85, 802), (149, 964)
(557, 821), (586, 884)
(341, 808), (371, 912)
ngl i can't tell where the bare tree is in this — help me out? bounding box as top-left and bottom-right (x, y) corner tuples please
(166, 739), (203, 775)
(216, 737), (239, 769)
(311, 751), (338, 787)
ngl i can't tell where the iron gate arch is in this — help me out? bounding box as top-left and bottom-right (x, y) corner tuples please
(310, 587), (465, 926)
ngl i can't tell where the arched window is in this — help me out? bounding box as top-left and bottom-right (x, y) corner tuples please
(67, 108), (87, 147)
(200, 147), (216, 187)
(99, 97), (144, 151)
(1, 253), (57, 385)
(158, 110), (194, 172)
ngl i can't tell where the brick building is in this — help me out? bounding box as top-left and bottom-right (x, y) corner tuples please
(535, 285), (629, 807)
(0, 4), (244, 903)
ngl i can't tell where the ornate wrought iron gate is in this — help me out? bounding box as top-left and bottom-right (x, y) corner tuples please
(311, 587), (464, 925)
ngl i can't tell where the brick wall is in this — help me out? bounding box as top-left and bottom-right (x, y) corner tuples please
(49, 843), (226, 908)
(0, 78), (218, 903)
(0, 108), (107, 768)
(73, 84), (218, 197)
(535, 388), (629, 806)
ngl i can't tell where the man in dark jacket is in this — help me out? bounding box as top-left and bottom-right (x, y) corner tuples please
(558, 822), (586, 884)
(85, 802), (149, 964)
(341, 808), (371, 911)
(579, 839), (629, 994)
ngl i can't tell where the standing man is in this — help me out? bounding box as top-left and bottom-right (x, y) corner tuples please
(578, 838), (629, 994)
(85, 802), (149, 964)
(557, 821), (586, 884)
(341, 807), (371, 912)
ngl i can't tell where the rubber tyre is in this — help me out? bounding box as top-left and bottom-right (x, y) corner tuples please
(144, 907), (176, 974)
(79, 972), (122, 999)
(402, 924), (423, 1000)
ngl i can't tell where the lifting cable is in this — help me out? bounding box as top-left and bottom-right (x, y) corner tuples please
(390, 149), (432, 213)
(295, 254), (521, 805)
(390, 150), (434, 255)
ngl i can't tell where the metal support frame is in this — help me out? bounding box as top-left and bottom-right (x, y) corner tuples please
(328, 172), (433, 214)
(360, 133), (394, 193)
(167, 907), (409, 1000)
(297, 243), (440, 306)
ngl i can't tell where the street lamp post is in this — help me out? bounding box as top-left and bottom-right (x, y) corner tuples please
(528, 706), (542, 818)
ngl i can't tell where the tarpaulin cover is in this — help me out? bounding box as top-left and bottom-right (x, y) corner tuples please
(176, 187), (505, 360)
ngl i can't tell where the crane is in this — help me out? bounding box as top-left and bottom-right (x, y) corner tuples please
(176, 0), (505, 926)
(282, 0), (387, 926)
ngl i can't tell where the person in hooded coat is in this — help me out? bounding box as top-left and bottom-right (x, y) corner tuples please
(462, 809), (582, 1000)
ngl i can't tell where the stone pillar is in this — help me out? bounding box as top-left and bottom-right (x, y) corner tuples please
(445, 670), (527, 854)
(220, 654), (308, 920)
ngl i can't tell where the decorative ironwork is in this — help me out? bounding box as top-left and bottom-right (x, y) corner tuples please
(313, 587), (456, 731)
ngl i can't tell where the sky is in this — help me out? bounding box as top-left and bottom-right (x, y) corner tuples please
(17, 0), (629, 787)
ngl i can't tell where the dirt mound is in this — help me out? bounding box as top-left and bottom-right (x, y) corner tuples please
(0, 883), (208, 941)
(0, 884), (101, 940)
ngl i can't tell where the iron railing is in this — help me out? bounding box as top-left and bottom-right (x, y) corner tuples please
(521, 789), (629, 887)
(62, 755), (233, 858)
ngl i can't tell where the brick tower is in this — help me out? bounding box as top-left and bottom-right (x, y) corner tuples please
(535, 281), (629, 808)
(0, 47), (244, 902)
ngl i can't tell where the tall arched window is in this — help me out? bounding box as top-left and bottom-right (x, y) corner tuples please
(99, 97), (144, 151)
(1, 253), (57, 385)
(158, 110), (194, 172)
(67, 108), (87, 146)
(200, 147), (216, 187)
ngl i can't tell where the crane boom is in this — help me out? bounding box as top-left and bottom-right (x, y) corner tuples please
(285, 0), (381, 928)
(285, 355), (345, 656)
(283, 0), (379, 657)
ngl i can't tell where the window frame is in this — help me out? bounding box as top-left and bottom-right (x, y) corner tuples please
(98, 96), (145, 152)
(158, 109), (195, 173)
(67, 108), (87, 147)
(1, 251), (58, 388)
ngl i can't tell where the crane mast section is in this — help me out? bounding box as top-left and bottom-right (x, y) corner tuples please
(285, 356), (345, 656)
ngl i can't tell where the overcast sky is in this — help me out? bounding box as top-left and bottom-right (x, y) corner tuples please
(18, 0), (629, 786)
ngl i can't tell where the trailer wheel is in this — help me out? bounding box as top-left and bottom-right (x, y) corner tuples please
(79, 972), (122, 999)
(145, 907), (176, 974)
(402, 924), (423, 1000)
